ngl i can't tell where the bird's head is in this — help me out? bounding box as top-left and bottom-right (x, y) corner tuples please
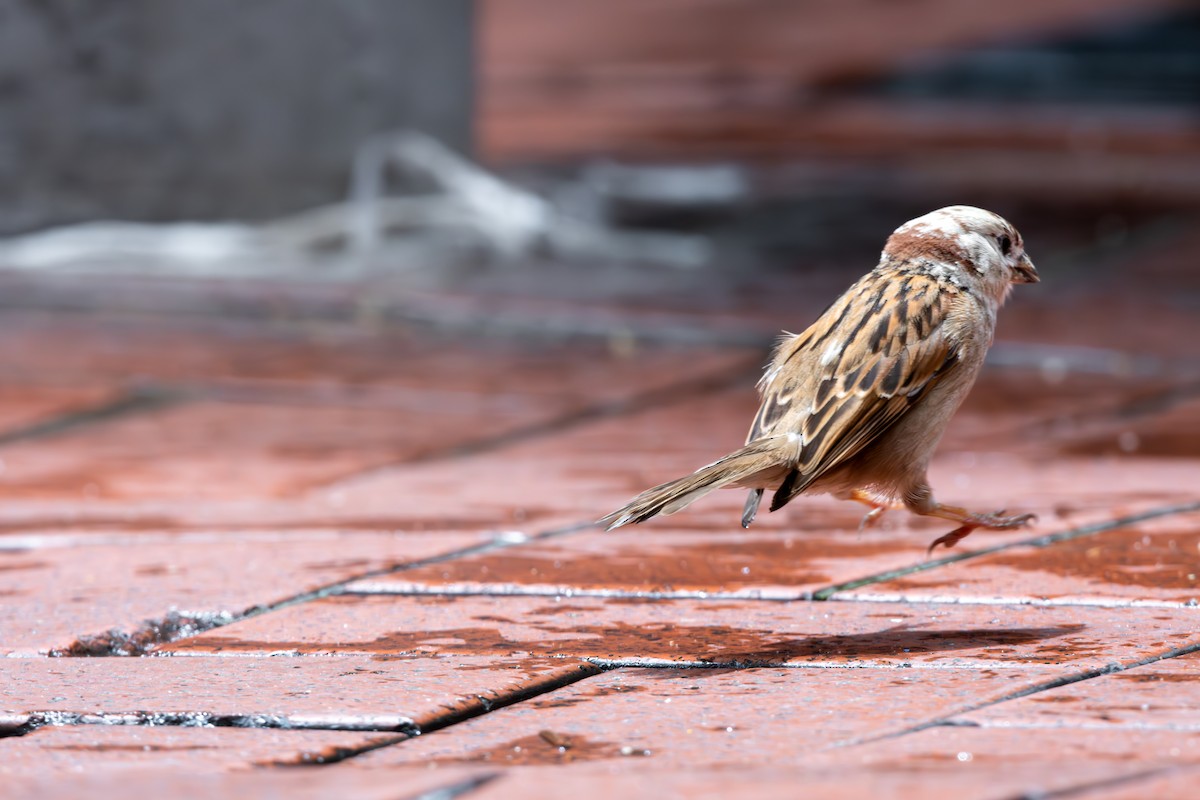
(884, 205), (1038, 304)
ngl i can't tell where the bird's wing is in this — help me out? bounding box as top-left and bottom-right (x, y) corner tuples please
(747, 271), (965, 509)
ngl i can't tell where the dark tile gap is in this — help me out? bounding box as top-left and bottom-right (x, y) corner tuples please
(825, 595), (1192, 610)
(233, 520), (597, 625)
(44, 495), (1168, 655)
(986, 342), (1200, 381)
(341, 584), (1194, 610)
(269, 661), (608, 767)
(49, 610), (236, 657)
(584, 657), (900, 670)
(999, 376), (1200, 446)
(811, 499), (1200, 600)
(1007, 765), (1197, 800)
(0, 388), (181, 448)
(317, 358), (761, 489)
(0, 710), (419, 739)
(835, 638), (1200, 753)
(401, 774), (502, 800)
(47, 520), (599, 657)
(343, 499), (1200, 608)
(1, 663), (607, 746)
(1114, 378), (1200, 419)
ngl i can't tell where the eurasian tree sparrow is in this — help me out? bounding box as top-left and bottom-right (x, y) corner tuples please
(600, 205), (1040, 553)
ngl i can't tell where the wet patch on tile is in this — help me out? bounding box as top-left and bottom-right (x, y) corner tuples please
(821, 501), (1200, 603)
(160, 594), (1197, 670)
(844, 516), (1200, 607)
(0, 529), (489, 655)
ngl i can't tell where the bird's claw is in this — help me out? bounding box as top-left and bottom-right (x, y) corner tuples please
(926, 526), (972, 556)
(857, 506), (888, 533)
(925, 510), (1036, 556)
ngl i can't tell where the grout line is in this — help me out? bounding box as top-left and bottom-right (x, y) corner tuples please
(824, 592), (1198, 609)
(48, 519), (599, 657)
(271, 662), (608, 767)
(1005, 765), (1198, 800)
(0, 389), (181, 448)
(811, 500), (1200, 601)
(958, 719), (1200, 733)
(345, 499), (1200, 609)
(5, 663), (606, 752)
(342, 581), (1200, 611)
(233, 521), (597, 624)
(0, 710), (420, 739)
(44, 356), (757, 655)
(53, 498), (1200, 656)
(342, 582), (807, 602)
(996, 376), (1200, 448)
(401, 774), (502, 800)
(826, 638), (1200, 753)
(318, 358), (761, 489)
(583, 657), (968, 670)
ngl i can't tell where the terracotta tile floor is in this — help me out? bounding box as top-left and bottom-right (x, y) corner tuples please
(2, 229), (1200, 799)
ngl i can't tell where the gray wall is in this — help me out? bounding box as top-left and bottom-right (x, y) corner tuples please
(0, 0), (473, 233)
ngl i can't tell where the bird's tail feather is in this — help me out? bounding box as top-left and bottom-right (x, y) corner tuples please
(599, 440), (781, 530)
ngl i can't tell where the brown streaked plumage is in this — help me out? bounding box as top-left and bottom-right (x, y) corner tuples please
(599, 205), (1040, 553)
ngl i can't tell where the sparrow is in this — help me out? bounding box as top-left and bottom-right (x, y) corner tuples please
(600, 205), (1040, 553)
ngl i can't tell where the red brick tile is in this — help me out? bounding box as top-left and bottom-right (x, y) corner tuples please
(0, 655), (598, 735)
(356, 666), (1050, 767)
(348, 502), (1195, 603)
(0, 400), (542, 500)
(4, 763), (487, 800)
(459, 762), (1172, 800)
(162, 594), (1200, 670)
(0, 314), (753, 502)
(334, 394), (1050, 551)
(349, 523), (957, 601)
(0, 529), (487, 655)
(329, 384), (761, 522)
(0, 385), (122, 434)
(346, 679), (1195, 798)
(2, 726), (378, 773)
(0, 312), (750, 395)
(1088, 766), (1200, 800)
(835, 513), (1200, 607)
(334, 367), (1199, 564)
(809, 725), (1200, 770)
(960, 652), (1200, 731)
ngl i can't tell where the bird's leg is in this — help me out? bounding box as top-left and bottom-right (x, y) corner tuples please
(847, 490), (901, 533)
(903, 484), (1036, 555)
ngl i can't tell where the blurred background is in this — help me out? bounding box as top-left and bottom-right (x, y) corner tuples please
(0, 0), (1198, 347)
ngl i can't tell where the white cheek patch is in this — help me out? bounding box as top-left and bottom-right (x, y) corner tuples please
(956, 232), (1001, 275)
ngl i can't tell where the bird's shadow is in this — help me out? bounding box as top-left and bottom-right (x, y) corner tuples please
(640, 623), (1088, 674)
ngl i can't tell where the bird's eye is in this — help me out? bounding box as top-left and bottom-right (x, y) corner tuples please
(997, 234), (1012, 255)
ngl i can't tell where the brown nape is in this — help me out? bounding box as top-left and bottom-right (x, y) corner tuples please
(884, 229), (970, 270)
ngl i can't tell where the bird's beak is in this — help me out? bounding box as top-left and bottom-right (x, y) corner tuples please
(1012, 253), (1039, 283)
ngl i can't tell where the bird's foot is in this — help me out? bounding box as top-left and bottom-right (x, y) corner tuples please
(925, 509), (1036, 555)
